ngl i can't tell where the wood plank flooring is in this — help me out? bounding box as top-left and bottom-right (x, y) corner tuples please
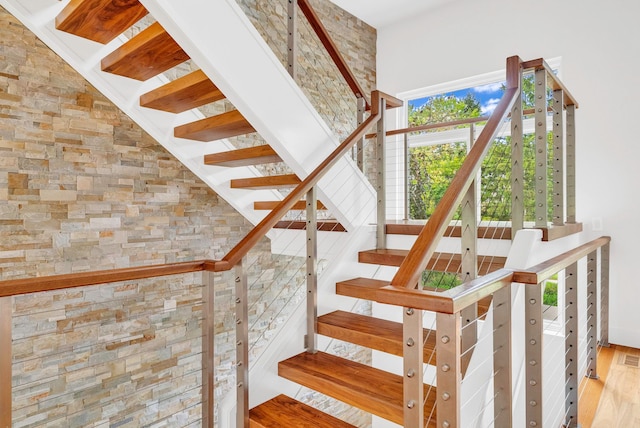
(580, 344), (640, 427)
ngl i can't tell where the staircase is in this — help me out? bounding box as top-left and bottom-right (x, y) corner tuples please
(2, 0), (376, 236)
(1, 1), (593, 427)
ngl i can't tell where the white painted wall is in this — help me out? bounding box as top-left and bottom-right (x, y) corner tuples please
(377, 0), (640, 347)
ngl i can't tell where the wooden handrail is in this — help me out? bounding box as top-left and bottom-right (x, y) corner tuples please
(365, 116), (490, 140)
(513, 236), (611, 285)
(221, 90), (394, 268)
(358, 236), (610, 313)
(0, 260), (207, 298)
(297, 0), (370, 110)
(364, 106), (556, 141)
(389, 56), (523, 290)
(521, 58), (579, 108)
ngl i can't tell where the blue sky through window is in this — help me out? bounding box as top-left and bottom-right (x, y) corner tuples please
(408, 81), (506, 116)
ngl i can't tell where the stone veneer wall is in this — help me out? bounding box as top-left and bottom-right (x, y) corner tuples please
(237, 0), (379, 186)
(1, 1), (377, 426)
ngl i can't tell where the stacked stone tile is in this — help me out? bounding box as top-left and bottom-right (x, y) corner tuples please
(0, 0), (376, 425)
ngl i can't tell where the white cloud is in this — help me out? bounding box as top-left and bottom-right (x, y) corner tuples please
(474, 82), (504, 94)
(481, 98), (501, 115)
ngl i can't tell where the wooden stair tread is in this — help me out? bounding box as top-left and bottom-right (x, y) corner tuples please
(274, 221), (346, 232)
(254, 201), (327, 211)
(231, 174), (301, 189)
(278, 351), (436, 426)
(337, 278), (493, 317)
(336, 277), (390, 301)
(175, 110), (254, 141)
(140, 70), (225, 113)
(358, 249), (507, 275)
(318, 310), (436, 364)
(386, 221), (512, 240)
(250, 394), (354, 428)
(204, 145), (281, 167)
(101, 22), (189, 81)
(55, 0), (148, 44)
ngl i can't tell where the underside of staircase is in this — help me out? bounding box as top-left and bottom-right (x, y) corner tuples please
(3, 0), (377, 240)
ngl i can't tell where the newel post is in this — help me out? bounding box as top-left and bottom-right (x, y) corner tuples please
(305, 187), (318, 353)
(235, 260), (249, 427)
(202, 271), (215, 428)
(534, 68), (548, 228)
(287, 0), (298, 80)
(436, 311), (461, 428)
(564, 262), (579, 427)
(403, 307), (424, 426)
(524, 282), (543, 427)
(376, 96), (387, 249)
(0, 296), (11, 428)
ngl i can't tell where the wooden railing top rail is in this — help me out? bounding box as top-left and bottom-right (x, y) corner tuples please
(513, 236), (611, 285)
(521, 57), (579, 108)
(362, 236), (610, 314)
(364, 116), (490, 140)
(297, 0), (370, 110)
(0, 260), (208, 298)
(389, 55), (523, 290)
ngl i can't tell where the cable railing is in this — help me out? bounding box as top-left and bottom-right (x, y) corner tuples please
(365, 234), (610, 427)
(0, 87), (400, 428)
(354, 56), (609, 427)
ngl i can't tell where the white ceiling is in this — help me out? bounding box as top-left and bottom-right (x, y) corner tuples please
(328, 0), (451, 28)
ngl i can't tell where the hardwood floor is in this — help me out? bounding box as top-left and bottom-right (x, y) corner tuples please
(579, 345), (640, 427)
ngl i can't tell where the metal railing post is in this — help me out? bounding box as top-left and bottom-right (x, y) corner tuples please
(586, 251), (599, 379)
(565, 104), (576, 223)
(287, 0), (297, 80)
(564, 262), (579, 427)
(493, 285), (512, 427)
(202, 271), (215, 428)
(599, 242), (610, 347)
(552, 89), (565, 226)
(376, 98), (387, 249)
(404, 132), (410, 221)
(534, 69), (548, 228)
(437, 311), (461, 428)
(0, 296), (11, 428)
(525, 282), (543, 427)
(403, 307), (424, 426)
(460, 124), (478, 374)
(356, 96), (365, 171)
(305, 187), (318, 353)
(511, 73), (524, 236)
(235, 260), (249, 427)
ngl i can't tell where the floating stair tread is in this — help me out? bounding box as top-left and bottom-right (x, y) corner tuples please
(274, 221), (346, 232)
(175, 110), (255, 141)
(231, 174), (301, 189)
(55, 0), (148, 44)
(278, 351), (436, 426)
(317, 310), (436, 364)
(359, 249), (506, 275)
(336, 277), (390, 301)
(140, 70), (225, 113)
(254, 201), (327, 211)
(386, 221), (512, 240)
(101, 21), (189, 81)
(204, 145), (280, 168)
(250, 394), (354, 428)
(338, 278), (493, 318)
